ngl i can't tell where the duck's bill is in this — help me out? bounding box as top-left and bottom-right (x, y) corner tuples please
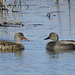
(44, 37), (49, 40)
(23, 37), (29, 41)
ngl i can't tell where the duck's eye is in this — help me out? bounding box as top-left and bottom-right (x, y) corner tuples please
(52, 34), (55, 37)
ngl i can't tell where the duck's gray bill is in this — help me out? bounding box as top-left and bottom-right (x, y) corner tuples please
(44, 37), (49, 40)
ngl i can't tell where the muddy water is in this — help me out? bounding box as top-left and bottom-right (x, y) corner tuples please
(0, 0), (75, 75)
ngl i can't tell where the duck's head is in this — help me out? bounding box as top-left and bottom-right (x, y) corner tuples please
(44, 32), (59, 41)
(14, 32), (29, 43)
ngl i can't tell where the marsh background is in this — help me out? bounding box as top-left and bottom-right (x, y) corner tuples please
(0, 0), (75, 75)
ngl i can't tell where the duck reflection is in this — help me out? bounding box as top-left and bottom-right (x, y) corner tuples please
(46, 48), (75, 57)
(0, 49), (24, 56)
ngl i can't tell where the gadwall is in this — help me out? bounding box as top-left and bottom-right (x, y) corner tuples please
(44, 32), (75, 50)
(0, 32), (29, 50)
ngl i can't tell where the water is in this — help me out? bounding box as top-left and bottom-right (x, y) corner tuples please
(0, 0), (75, 75)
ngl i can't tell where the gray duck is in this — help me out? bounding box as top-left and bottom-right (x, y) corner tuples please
(0, 32), (29, 50)
(44, 32), (75, 50)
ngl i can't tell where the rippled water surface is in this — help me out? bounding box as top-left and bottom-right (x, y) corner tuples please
(0, 0), (75, 75)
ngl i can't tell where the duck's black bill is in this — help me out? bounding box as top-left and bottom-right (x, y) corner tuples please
(44, 37), (49, 40)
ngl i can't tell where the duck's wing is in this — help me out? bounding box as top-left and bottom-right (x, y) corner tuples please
(0, 40), (17, 45)
(0, 40), (22, 50)
(59, 40), (75, 45)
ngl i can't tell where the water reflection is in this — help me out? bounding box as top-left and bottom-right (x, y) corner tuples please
(46, 48), (75, 58)
(0, 49), (24, 56)
(68, 0), (70, 4)
(46, 48), (75, 56)
(56, 0), (70, 4)
(56, 0), (62, 35)
(56, 0), (72, 36)
(0, 9), (8, 22)
(56, 0), (59, 4)
(68, 0), (71, 35)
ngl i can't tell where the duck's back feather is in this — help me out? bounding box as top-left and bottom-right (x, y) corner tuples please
(46, 40), (75, 50)
(0, 40), (24, 50)
(58, 40), (75, 45)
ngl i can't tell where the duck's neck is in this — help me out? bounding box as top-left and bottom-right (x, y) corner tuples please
(53, 39), (58, 42)
(15, 39), (24, 48)
(15, 38), (22, 44)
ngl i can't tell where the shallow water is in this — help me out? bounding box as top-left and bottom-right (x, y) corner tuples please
(0, 0), (75, 75)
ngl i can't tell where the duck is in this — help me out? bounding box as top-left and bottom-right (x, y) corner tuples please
(0, 32), (29, 50)
(44, 32), (75, 50)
